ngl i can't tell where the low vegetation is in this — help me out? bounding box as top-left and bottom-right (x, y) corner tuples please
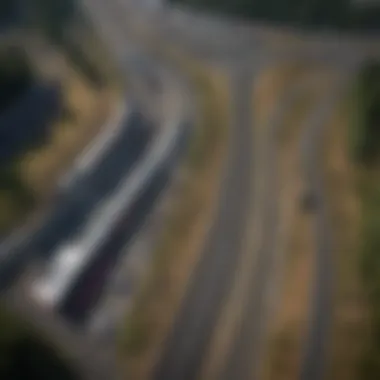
(323, 83), (368, 380)
(0, 17), (120, 235)
(325, 62), (380, 380)
(0, 165), (35, 235)
(342, 60), (380, 379)
(350, 61), (380, 166)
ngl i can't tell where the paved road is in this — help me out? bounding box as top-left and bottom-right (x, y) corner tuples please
(81, 5), (378, 380)
(57, 119), (189, 326)
(3, 3), (377, 380)
(2, 4), (193, 380)
(218, 76), (310, 380)
(141, 11), (380, 380)
(153, 62), (255, 379)
(0, 106), (153, 288)
(90, 6), (380, 380)
(29, 109), (153, 260)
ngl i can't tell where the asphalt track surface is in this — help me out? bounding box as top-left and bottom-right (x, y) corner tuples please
(0, 107), (153, 288)
(153, 66), (254, 380)
(28, 109), (153, 261)
(58, 121), (190, 326)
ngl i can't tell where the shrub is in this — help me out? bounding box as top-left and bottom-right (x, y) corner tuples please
(0, 45), (32, 112)
(350, 61), (380, 165)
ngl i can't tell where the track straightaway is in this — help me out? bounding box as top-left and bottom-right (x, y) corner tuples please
(153, 67), (254, 380)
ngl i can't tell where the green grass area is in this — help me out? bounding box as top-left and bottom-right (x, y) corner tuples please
(350, 60), (380, 378)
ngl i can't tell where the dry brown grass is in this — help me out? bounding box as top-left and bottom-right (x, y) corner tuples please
(323, 99), (370, 380)
(260, 111), (313, 380)
(19, 62), (117, 201)
(262, 207), (314, 380)
(0, 38), (119, 234)
(253, 62), (310, 117)
(119, 59), (229, 380)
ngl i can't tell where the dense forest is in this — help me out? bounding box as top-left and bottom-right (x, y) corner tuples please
(169, 0), (380, 29)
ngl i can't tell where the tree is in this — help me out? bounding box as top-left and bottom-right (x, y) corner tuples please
(0, 45), (32, 112)
(21, 0), (76, 43)
(169, 0), (378, 29)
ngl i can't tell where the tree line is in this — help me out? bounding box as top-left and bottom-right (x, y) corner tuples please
(169, 0), (380, 29)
